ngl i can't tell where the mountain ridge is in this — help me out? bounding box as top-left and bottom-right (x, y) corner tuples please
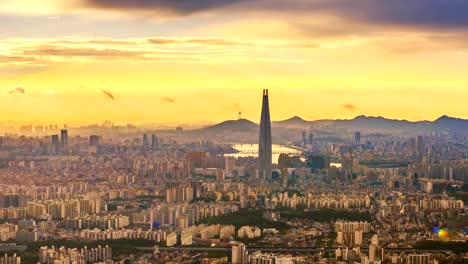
(198, 115), (468, 135)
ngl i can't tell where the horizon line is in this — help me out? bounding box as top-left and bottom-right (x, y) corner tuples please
(0, 114), (466, 128)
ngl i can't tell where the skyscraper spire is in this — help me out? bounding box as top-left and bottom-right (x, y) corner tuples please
(258, 89), (272, 180)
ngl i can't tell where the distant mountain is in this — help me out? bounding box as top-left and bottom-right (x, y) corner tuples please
(271, 115), (468, 135)
(433, 115), (468, 133)
(198, 118), (258, 133)
(329, 115), (431, 133)
(192, 115), (468, 142)
(273, 116), (310, 127)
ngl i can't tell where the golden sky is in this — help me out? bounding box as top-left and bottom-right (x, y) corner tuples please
(1, 0), (467, 124)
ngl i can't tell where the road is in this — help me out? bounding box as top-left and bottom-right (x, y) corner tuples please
(138, 246), (452, 254)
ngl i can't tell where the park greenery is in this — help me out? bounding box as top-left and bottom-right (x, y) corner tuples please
(201, 207), (373, 235)
(200, 208), (289, 232)
(414, 240), (468, 254)
(277, 208), (373, 222)
(19, 239), (156, 263)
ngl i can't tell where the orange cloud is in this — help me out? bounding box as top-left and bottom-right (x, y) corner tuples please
(8, 87), (26, 95)
(343, 103), (356, 111)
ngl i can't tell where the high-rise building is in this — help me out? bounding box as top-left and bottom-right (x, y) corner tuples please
(151, 134), (159, 150)
(0, 194), (28, 208)
(89, 135), (99, 155)
(51, 135), (59, 155)
(308, 132), (314, 145)
(142, 134), (149, 150)
(217, 169), (225, 183)
(354, 131), (361, 145)
(60, 129), (68, 152)
(89, 135), (99, 147)
(416, 135), (424, 159)
(302, 131), (307, 148)
(258, 89), (272, 180)
(232, 242), (248, 264)
(187, 151), (208, 169)
(307, 155), (330, 170)
(225, 156), (236, 177)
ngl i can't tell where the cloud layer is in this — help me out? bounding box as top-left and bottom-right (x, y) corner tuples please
(80, 0), (468, 29)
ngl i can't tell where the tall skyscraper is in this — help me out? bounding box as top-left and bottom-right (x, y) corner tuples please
(51, 135), (59, 155)
(225, 156), (236, 177)
(416, 135), (424, 159)
(89, 135), (99, 155)
(302, 131), (307, 147)
(89, 135), (99, 147)
(308, 132), (314, 150)
(142, 134), (149, 150)
(354, 131), (361, 145)
(258, 89), (272, 180)
(151, 134), (159, 150)
(60, 129), (68, 152)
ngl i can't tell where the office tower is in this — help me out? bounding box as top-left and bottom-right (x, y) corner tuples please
(225, 156), (236, 177)
(187, 151), (208, 169)
(51, 135), (59, 155)
(354, 131), (361, 145)
(308, 132), (314, 145)
(278, 154), (290, 170)
(89, 135), (99, 155)
(142, 134), (149, 150)
(89, 135), (99, 147)
(60, 129), (68, 152)
(302, 131), (307, 147)
(191, 181), (201, 199)
(416, 135), (424, 159)
(151, 134), (159, 150)
(258, 89), (272, 180)
(217, 169), (225, 183)
(281, 169), (288, 187)
(307, 155), (330, 170)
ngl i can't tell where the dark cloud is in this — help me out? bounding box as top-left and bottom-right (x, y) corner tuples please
(84, 0), (468, 28)
(280, 0), (468, 28)
(343, 103), (356, 111)
(84, 0), (246, 15)
(8, 87), (26, 95)
(162, 97), (175, 103)
(101, 89), (115, 100)
(339, 0), (468, 28)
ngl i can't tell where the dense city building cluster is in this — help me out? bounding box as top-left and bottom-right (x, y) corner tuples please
(0, 92), (466, 263)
